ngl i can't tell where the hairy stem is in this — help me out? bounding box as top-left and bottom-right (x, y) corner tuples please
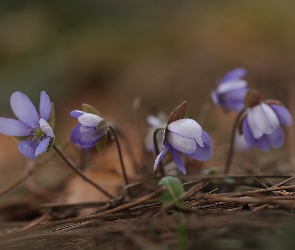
(224, 108), (246, 174)
(107, 126), (131, 197)
(52, 144), (113, 199)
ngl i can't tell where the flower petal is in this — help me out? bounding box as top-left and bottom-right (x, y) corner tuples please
(35, 137), (50, 157)
(267, 127), (285, 149)
(154, 141), (169, 172)
(242, 118), (255, 148)
(0, 118), (30, 136)
(166, 131), (196, 154)
(39, 91), (51, 121)
(201, 130), (212, 147)
(167, 119), (203, 147)
(70, 124), (83, 144)
(270, 104), (293, 127)
(18, 140), (39, 159)
(10, 92), (39, 128)
(169, 146), (186, 174)
(39, 118), (54, 137)
(256, 135), (271, 152)
(247, 103), (279, 138)
(147, 115), (164, 128)
(70, 110), (85, 118)
(217, 80), (247, 94)
(219, 88), (248, 112)
(78, 113), (102, 127)
(184, 143), (212, 161)
(211, 91), (220, 106)
(79, 128), (104, 148)
(221, 68), (246, 82)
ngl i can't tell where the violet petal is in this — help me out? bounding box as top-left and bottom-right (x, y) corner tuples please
(221, 68), (246, 82)
(242, 118), (255, 148)
(35, 137), (50, 157)
(256, 135), (271, 152)
(39, 91), (51, 121)
(169, 146), (186, 174)
(270, 104), (293, 127)
(201, 130), (212, 147)
(267, 127), (284, 149)
(70, 124), (83, 144)
(154, 141), (169, 172)
(184, 143), (212, 161)
(10, 92), (39, 128)
(18, 140), (39, 159)
(0, 118), (30, 136)
(70, 110), (85, 118)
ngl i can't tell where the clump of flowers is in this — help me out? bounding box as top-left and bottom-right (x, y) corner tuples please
(0, 91), (55, 159)
(70, 104), (108, 152)
(211, 68), (248, 112)
(154, 102), (212, 175)
(238, 90), (293, 152)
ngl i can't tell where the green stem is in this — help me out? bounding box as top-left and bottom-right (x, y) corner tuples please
(52, 144), (113, 199)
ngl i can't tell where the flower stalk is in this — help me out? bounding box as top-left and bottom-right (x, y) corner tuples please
(52, 144), (114, 199)
(224, 108), (246, 174)
(107, 126), (131, 197)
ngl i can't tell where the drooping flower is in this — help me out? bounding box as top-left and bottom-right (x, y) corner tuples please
(145, 112), (167, 152)
(70, 104), (107, 151)
(211, 68), (248, 112)
(239, 90), (292, 152)
(0, 91), (55, 159)
(154, 102), (212, 175)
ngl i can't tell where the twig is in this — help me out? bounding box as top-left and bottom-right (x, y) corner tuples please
(0, 188), (166, 242)
(52, 144), (114, 199)
(161, 182), (206, 213)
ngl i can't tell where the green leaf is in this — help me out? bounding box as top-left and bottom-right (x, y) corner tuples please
(95, 134), (107, 154)
(82, 103), (101, 116)
(158, 176), (184, 206)
(167, 101), (187, 125)
(48, 102), (55, 129)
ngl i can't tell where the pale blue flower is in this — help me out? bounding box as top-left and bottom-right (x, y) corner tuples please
(70, 110), (106, 148)
(211, 68), (248, 112)
(0, 91), (54, 159)
(242, 102), (292, 151)
(154, 118), (212, 175)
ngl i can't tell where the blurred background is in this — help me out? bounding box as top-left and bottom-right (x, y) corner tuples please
(0, 0), (295, 207)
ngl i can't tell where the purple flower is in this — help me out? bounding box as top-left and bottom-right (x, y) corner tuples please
(0, 91), (54, 159)
(70, 110), (107, 148)
(240, 90), (293, 152)
(211, 68), (248, 112)
(154, 102), (212, 175)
